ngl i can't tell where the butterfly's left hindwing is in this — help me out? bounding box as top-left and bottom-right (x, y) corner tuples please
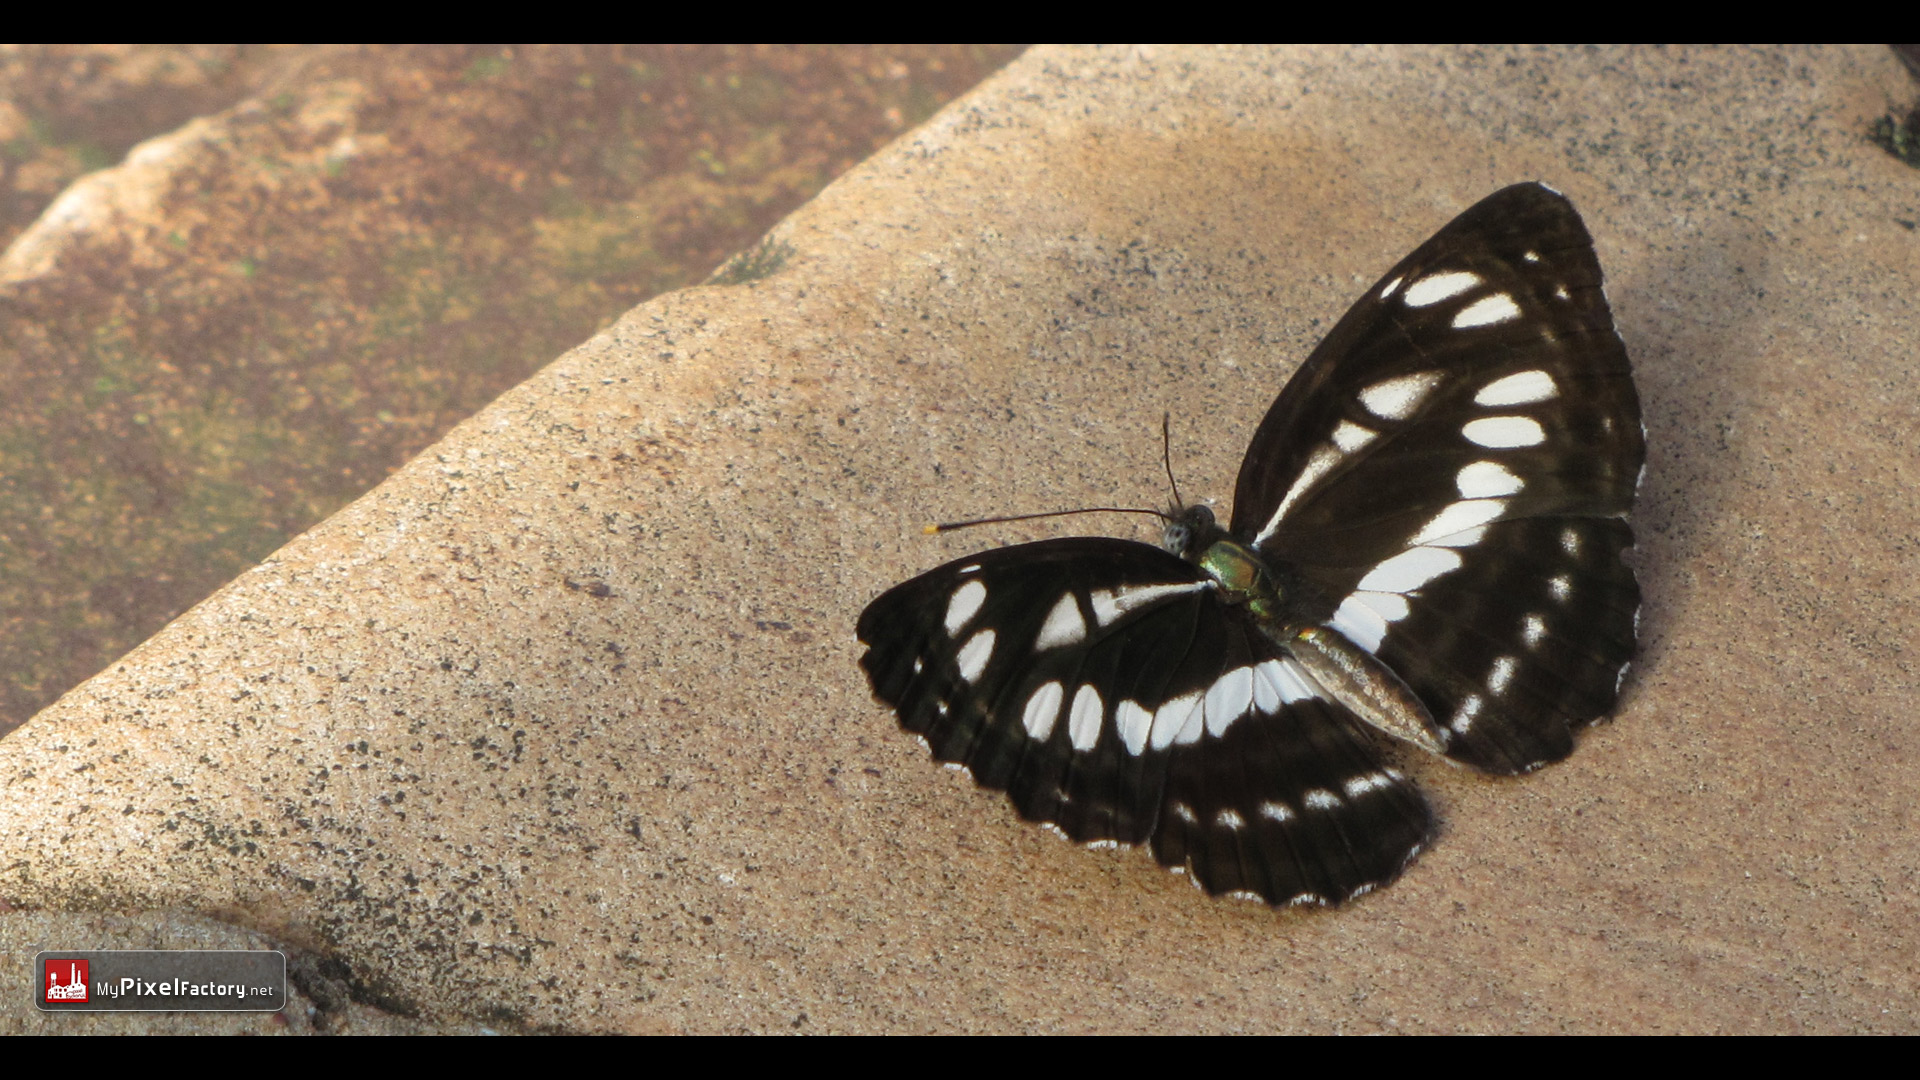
(857, 538), (1434, 904)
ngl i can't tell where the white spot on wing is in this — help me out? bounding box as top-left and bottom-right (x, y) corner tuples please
(1343, 771), (1395, 797)
(1174, 702), (1205, 746)
(1522, 250), (1541, 263)
(1427, 525), (1487, 548)
(1068, 684), (1103, 751)
(1150, 692), (1202, 752)
(1204, 666), (1255, 736)
(1456, 460), (1525, 498)
(1170, 802), (1199, 824)
(1088, 581), (1210, 627)
(1462, 416), (1546, 448)
(1258, 445), (1341, 543)
(1330, 591), (1414, 654)
(1034, 593), (1086, 650)
(1214, 809), (1246, 830)
(1475, 369), (1559, 406)
(1561, 526), (1584, 557)
(1022, 681), (1063, 740)
(1251, 660), (1280, 713)
(1362, 591), (1411, 622)
(1359, 372), (1443, 421)
(1303, 789), (1342, 811)
(1403, 270), (1481, 307)
(1410, 498), (1508, 545)
(1523, 613), (1548, 647)
(1330, 595), (1389, 654)
(1259, 800), (1294, 823)
(1488, 656), (1518, 696)
(1116, 699), (1153, 756)
(1549, 575), (1573, 602)
(1331, 421), (1377, 453)
(956, 629), (995, 683)
(1253, 657), (1320, 710)
(1453, 293), (1521, 328)
(1452, 693), (1484, 732)
(1378, 274), (1404, 300)
(1356, 546), (1464, 594)
(944, 580), (986, 635)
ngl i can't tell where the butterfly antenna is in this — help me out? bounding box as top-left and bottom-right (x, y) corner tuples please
(1162, 412), (1186, 511)
(925, 506), (1172, 535)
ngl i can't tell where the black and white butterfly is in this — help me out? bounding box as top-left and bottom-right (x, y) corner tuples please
(856, 183), (1643, 906)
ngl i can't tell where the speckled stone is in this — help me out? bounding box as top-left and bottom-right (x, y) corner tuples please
(2, 45), (1916, 1033)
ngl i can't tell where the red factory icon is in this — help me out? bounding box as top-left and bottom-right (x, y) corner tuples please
(44, 958), (89, 1004)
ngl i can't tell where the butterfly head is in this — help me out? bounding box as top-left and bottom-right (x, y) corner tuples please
(1161, 503), (1226, 561)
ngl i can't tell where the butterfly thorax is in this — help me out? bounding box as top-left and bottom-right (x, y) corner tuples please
(1165, 503), (1288, 622)
(1195, 536), (1286, 624)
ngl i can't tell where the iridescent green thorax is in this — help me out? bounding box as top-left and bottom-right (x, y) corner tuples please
(1169, 503), (1289, 623)
(1196, 538), (1285, 623)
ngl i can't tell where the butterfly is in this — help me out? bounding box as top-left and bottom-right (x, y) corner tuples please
(856, 183), (1643, 906)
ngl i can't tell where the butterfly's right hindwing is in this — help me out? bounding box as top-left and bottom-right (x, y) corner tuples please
(858, 537), (1434, 904)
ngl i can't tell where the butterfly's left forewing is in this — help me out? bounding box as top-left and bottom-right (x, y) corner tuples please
(858, 538), (1433, 904)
